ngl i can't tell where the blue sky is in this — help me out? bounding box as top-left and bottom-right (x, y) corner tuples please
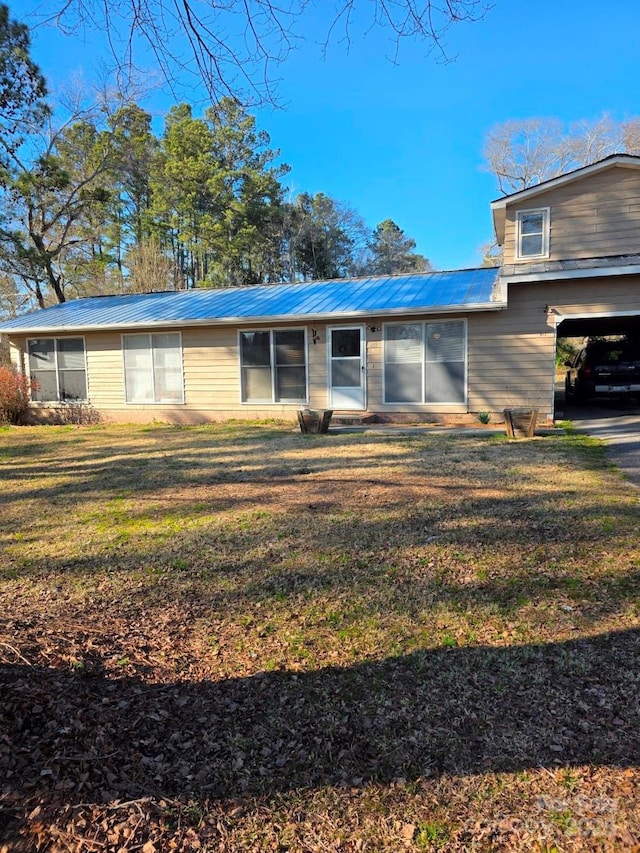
(14, 0), (640, 270)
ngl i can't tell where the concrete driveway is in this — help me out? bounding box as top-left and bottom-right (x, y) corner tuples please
(562, 399), (640, 488)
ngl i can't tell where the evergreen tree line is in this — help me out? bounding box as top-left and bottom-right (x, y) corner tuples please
(0, 23), (431, 315)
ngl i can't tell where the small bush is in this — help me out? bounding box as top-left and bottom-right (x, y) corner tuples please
(0, 366), (33, 424)
(477, 410), (492, 425)
(55, 400), (102, 425)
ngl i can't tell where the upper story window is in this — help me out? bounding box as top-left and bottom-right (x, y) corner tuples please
(28, 337), (88, 402)
(516, 208), (550, 259)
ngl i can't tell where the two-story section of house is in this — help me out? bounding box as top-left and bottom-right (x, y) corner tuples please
(485, 153), (640, 418)
(1, 153), (640, 425)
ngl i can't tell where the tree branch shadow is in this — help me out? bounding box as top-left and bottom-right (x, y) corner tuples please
(1, 627), (639, 845)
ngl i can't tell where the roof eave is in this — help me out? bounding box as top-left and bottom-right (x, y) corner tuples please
(490, 155), (640, 207)
(500, 262), (640, 285)
(493, 209), (506, 246)
(0, 301), (506, 335)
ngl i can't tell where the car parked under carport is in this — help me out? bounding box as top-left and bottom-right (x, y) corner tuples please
(565, 338), (640, 403)
(556, 313), (640, 414)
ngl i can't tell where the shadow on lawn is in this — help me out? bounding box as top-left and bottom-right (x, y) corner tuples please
(1, 628), (639, 842)
(2, 427), (639, 846)
(0, 426), (612, 509)
(2, 430), (635, 589)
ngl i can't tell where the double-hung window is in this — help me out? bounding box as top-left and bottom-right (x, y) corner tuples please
(240, 329), (307, 403)
(384, 320), (466, 404)
(28, 337), (88, 402)
(123, 333), (184, 403)
(516, 208), (550, 259)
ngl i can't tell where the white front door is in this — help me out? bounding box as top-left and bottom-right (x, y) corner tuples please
(329, 326), (366, 409)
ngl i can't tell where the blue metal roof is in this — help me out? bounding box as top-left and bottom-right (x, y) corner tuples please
(0, 268), (502, 333)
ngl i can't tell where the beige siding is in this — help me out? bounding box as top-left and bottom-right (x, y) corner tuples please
(503, 165), (640, 264)
(366, 324), (383, 407)
(468, 293), (553, 416)
(182, 327), (238, 409)
(6, 312), (547, 423)
(547, 274), (640, 316)
(9, 338), (24, 372)
(85, 332), (127, 406)
(308, 325), (329, 410)
(88, 323), (326, 421)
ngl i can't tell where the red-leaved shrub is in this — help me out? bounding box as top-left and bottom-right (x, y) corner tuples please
(0, 366), (33, 424)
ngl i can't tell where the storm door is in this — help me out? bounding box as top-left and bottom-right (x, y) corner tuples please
(328, 326), (366, 409)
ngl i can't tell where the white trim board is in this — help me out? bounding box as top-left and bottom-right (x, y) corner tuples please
(500, 264), (640, 285)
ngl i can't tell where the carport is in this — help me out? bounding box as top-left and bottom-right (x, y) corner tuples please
(554, 310), (640, 420)
(557, 312), (640, 338)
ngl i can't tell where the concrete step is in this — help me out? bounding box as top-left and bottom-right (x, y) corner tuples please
(330, 413), (379, 426)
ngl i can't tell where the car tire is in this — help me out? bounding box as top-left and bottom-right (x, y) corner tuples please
(574, 385), (588, 405)
(565, 375), (575, 403)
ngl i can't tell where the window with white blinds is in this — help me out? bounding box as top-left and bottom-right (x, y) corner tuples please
(123, 333), (184, 403)
(383, 323), (423, 403)
(384, 320), (466, 404)
(240, 329), (307, 403)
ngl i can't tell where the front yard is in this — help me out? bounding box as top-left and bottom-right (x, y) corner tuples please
(0, 423), (639, 851)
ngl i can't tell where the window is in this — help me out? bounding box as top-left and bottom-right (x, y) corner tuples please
(384, 324), (422, 403)
(516, 208), (550, 259)
(240, 329), (307, 403)
(28, 337), (87, 402)
(384, 320), (466, 404)
(123, 333), (184, 403)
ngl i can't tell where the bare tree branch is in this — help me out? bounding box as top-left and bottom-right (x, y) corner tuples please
(30, 0), (489, 105)
(483, 114), (638, 196)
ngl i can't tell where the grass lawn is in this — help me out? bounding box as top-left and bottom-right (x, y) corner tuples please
(0, 422), (639, 852)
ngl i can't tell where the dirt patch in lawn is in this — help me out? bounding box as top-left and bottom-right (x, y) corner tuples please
(1, 423), (639, 851)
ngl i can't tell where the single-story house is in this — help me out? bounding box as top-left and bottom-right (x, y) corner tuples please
(3, 153), (640, 425)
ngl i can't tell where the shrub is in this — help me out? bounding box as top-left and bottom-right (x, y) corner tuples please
(0, 366), (33, 425)
(55, 400), (102, 425)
